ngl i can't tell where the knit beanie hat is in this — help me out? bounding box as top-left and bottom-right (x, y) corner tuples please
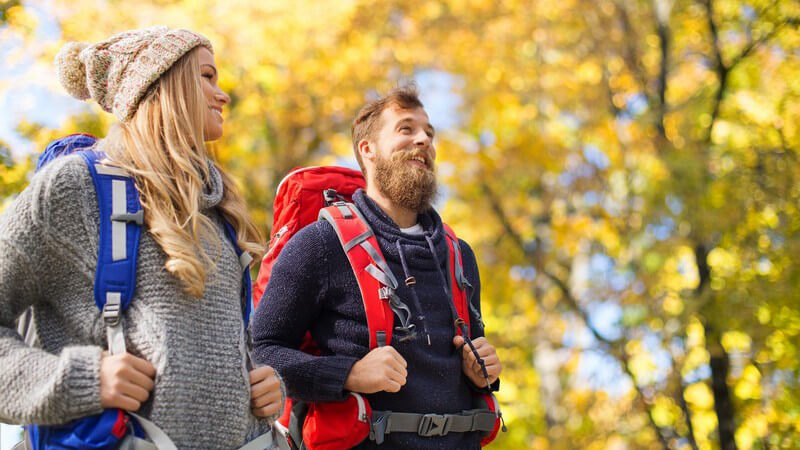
(55, 26), (213, 121)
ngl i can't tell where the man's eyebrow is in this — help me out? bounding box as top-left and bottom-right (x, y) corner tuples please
(200, 64), (217, 76)
(396, 118), (435, 135)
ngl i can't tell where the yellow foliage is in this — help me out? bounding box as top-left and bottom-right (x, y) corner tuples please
(2, 0), (800, 447)
(685, 382), (714, 409)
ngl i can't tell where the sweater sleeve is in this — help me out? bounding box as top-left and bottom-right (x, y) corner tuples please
(0, 155), (104, 425)
(251, 222), (358, 403)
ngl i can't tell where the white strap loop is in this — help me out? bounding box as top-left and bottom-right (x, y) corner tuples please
(111, 180), (127, 261)
(128, 413), (178, 450)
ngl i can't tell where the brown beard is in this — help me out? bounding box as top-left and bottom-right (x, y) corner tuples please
(373, 149), (437, 213)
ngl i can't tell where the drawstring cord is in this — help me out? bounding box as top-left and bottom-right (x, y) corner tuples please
(424, 233), (491, 391)
(396, 240), (431, 345)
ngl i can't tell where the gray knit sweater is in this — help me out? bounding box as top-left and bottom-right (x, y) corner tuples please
(0, 154), (273, 449)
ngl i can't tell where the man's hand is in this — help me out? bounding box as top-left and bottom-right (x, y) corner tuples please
(453, 336), (501, 388)
(250, 366), (283, 418)
(99, 352), (156, 411)
(344, 346), (407, 394)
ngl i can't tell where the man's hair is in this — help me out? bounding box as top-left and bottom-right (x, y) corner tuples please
(351, 84), (424, 173)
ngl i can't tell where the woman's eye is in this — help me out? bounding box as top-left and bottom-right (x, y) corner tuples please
(202, 74), (214, 80)
(400, 126), (411, 132)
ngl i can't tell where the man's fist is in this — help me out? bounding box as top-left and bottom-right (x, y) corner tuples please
(453, 336), (501, 388)
(344, 346), (407, 394)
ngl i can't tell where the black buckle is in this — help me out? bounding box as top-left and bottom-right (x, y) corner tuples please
(418, 414), (451, 437)
(323, 189), (338, 205)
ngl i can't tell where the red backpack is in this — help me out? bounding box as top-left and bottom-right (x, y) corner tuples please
(254, 167), (503, 449)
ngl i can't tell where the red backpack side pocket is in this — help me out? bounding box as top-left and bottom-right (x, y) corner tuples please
(302, 393), (372, 450)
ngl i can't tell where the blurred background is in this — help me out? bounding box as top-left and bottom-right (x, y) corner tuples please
(1, 0), (799, 448)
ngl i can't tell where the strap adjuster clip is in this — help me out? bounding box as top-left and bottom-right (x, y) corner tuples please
(370, 411), (390, 445)
(323, 189), (338, 204)
(103, 302), (121, 326)
(418, 413), (451, 437)
(378, 286), (392, 300)
(111, 209), (144, 225)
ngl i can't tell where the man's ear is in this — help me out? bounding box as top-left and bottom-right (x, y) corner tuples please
(358, 139), (375, 163)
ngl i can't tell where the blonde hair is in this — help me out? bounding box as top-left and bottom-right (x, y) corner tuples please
(101, 47), (264, 297)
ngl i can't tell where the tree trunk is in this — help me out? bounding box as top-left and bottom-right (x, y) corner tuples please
(708, 331), (738, 450)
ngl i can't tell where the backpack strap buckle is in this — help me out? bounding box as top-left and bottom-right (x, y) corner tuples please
(418, 414), (452, 437)
(102, 293), (122, 326)
(323, 189), (338, 205)
(110, 210), (144, 225)
(369, 411), (391, 445)
(103, 293), (126, 354)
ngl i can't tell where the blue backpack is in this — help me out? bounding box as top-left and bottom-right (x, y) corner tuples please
(18, 134), (256, 449)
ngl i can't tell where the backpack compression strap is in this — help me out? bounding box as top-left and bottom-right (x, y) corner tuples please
(442, 223), (470, 336)
(80, 151), (142, 355)
(319, 202), (395, 349)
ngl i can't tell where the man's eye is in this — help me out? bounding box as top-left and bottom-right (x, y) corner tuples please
(400, 126), (411, 132)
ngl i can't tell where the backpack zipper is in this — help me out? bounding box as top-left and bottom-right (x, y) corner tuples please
(351, 392), (367, 422)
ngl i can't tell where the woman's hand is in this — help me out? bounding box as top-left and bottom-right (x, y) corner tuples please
(99, 351), (156, 411)
(250, 366), (283, 418)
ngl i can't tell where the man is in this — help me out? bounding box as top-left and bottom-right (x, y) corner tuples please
(252, 85), (501, 448)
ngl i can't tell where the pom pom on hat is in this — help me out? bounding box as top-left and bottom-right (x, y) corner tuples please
(55, 42), (90, 100)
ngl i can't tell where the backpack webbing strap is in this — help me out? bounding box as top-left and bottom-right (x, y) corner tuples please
(319, 203), (394, 349)
(442, 224), (470, 337)
(222, 220), (254, 328)
(369, 409), (497, 444)
(288, 401), (308, 450)
(127, 413), (177, 450)
(81, 152), (143, 354)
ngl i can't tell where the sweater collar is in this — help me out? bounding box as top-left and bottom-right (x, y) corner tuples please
(352, 189), (449, 271)
(200, 159), (224, 210)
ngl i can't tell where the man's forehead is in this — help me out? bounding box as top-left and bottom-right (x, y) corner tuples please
(380, 105), (431, 126)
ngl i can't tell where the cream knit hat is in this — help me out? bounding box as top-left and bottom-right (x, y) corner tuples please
(55, 26), (213, 121)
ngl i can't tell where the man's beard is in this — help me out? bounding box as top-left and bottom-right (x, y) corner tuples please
(373, 149), (438, 213)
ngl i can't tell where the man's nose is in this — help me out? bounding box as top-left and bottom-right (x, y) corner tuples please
(413, 130), (431, 147)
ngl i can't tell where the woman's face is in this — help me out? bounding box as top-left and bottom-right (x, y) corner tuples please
(197, 47), (230, 142)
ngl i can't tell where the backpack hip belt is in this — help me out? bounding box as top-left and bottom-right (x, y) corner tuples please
(369, 408), (499, 445)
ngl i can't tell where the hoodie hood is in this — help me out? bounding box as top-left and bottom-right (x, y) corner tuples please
(352, 189), (450, 272)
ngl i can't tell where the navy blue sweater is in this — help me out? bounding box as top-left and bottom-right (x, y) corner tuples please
(252, 190), (489, 449)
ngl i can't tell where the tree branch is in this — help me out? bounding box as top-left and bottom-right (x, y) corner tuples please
(478, 179), (671, 449)
(653, 0), (672, 143)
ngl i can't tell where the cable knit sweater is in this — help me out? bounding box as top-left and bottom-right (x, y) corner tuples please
(0, 153), (274, 449)
(252, 190), (488, 449)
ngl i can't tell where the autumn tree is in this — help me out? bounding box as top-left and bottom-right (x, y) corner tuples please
(1, 0), (798, 448)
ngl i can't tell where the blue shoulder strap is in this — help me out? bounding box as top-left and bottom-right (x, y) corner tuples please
(79, 151), (143, 316)
(79, 150), (251, 327)
(223, 220), (253, 328)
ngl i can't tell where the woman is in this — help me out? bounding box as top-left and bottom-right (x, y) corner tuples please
(0, 26), (283, 448)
